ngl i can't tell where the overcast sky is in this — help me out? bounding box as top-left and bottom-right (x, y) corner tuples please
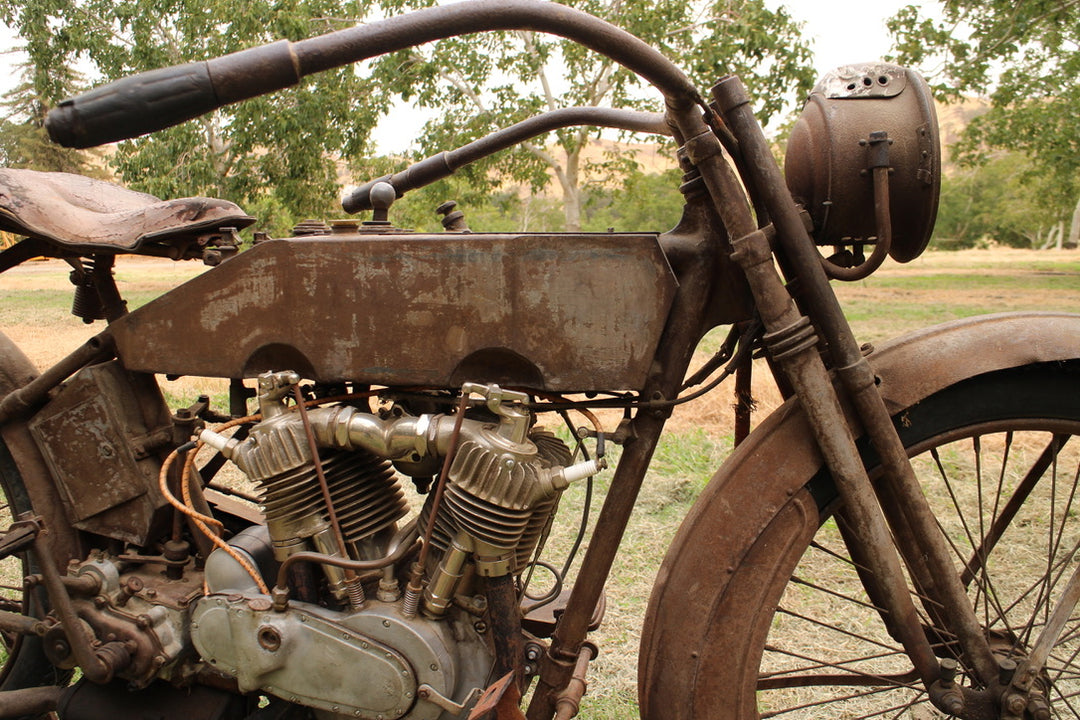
(0, 0), (939, 152)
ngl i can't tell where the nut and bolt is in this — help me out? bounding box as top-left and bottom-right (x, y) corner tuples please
(1006, 694), (1027, 715)
(248, 597), (272, 612)
(938, 658), (957, 687)
(998, 657), (1017, 685)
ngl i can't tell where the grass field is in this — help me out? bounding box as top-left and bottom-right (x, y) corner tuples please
(0, 247), (1077, 717)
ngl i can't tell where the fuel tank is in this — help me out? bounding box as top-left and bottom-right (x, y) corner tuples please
(109, 231), (678, 392)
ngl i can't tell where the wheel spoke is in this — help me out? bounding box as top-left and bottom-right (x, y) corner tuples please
(962, 435), (1070, 588)
(760, 683), (927, 718)
(1051, 684), (1080, 717)
(788, 575), (886, 615)
(776, 607), (906, 654)
(755, 421), (1080, 718)
(929, 444), (1017, 637)
(760, 647), (920, 688)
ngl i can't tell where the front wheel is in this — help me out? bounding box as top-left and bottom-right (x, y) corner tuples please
(641, 361), (1080, 718)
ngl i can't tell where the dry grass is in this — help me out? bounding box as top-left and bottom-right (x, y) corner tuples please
(0, 248), (1077, 715)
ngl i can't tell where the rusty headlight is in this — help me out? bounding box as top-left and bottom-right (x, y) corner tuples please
(784, 63), (940, 264)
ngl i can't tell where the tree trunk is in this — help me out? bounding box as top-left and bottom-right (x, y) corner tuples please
(1069, 194), (1080, 249)
(562, 145), (583, 231)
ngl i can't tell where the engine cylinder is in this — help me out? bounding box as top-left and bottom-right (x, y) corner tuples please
(419, 429), (572, 574)
(259, 448), (408, 561)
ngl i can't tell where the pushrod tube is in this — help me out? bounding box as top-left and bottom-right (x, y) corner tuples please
(712, 76), (999, 689)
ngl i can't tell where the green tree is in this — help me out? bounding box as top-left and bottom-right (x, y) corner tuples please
(364, 0), (815, 230)
(0, 0), (385, 233)
(933, 152), (1048, 249)
(889, 1), (1080, 237)
(0, 54), (104, 175)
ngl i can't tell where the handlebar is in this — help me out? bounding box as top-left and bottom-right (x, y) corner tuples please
(47, 42), (301, 149)
(46, 0), (702, 149)
(343, 107), (670, 213)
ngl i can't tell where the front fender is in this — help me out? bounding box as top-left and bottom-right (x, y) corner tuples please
(639, 311), (1080, 718)
(871, 312), (1080, 413)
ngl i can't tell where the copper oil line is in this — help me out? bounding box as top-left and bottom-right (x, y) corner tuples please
(156, 389), (380, 596)
(401, 390), (472, 615)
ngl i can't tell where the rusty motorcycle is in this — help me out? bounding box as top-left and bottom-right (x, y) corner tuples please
(0, 1), (1079, 718)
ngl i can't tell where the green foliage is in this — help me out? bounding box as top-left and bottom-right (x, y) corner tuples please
(346, 159), (686, 234)
(0, 58), (105, 175)
(584, 167), (685, 232)
(0, 0), (384, 221)
(933, 152), (1049, 248)
(365, 0), (815, 230)
(889, 1), (1080, 216)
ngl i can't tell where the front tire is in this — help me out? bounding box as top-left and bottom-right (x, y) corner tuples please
(641, 361), (1080, 718)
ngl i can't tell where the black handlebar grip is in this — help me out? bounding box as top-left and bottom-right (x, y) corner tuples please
(46, 63), (217, 148)
(47, 41), (301, 148)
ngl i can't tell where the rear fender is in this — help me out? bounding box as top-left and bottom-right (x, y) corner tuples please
(639, 311), (1080, 717)
(0, 331), (82, 565)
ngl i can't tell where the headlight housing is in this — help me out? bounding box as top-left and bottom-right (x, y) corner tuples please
(784, 63), (940, 263)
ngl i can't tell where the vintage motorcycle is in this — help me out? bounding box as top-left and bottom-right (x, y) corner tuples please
(0, 0), (1079, 718)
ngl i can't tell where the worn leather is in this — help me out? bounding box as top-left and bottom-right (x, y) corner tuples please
(0, 168), (253, 253)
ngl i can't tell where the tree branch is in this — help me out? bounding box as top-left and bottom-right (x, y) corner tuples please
(421, 51), (489, 113)
(522, 138), (563, 176)
(520, 31), (558, 111)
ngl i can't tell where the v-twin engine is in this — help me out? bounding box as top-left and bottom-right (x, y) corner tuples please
(185, 375), (600, 719)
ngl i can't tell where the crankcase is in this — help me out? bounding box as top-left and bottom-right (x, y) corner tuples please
(191, 594), (475, 719)
(107, 232), (678, 392)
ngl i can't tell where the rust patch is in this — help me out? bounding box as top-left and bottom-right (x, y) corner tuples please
(109, 233), (678, 392)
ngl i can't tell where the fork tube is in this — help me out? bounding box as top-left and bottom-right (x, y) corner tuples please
(711, 75), (999, 685)
(730, 227), (943, 685)
(662, 103), (944, 688)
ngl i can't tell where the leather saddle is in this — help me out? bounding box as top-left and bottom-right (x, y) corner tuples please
(0, 168), (254, 264)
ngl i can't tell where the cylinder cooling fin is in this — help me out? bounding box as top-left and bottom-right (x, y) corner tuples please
(259, 448), (408, 560)
(419, 428), (573, 574)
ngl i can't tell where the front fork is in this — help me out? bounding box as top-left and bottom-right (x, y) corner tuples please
(693, 77), (1056, 718)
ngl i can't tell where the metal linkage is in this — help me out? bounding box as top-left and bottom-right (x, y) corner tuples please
(0, 331), (114, 424)
(24, 517), (132, 684)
